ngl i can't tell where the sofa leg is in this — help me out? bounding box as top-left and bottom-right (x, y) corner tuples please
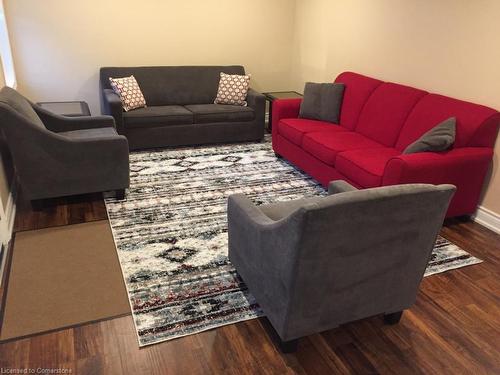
(274, 152), (282, 159)
(278, 338), (299, 353)
(260, 317), (299, 353)
(384, 311), (403, 325)
(31, 199), (45, 211)
(115, 189), (126, 200)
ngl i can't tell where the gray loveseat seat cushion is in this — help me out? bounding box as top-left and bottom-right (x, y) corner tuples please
(185, 104), (255, 124)
(123, 105), (194, 128)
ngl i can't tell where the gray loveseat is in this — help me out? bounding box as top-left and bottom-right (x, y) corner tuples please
(228, 180), (455, 352)
(100, 65), (265, 150)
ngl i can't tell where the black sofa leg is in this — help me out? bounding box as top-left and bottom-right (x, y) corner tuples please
(31, 199), (45, 211)
(260, 317), (299, 353)
(274, 152), (282, 159)
(115, 189), (126, 200)
(384, 311), (403, 325)
(278, 338), (299, 353)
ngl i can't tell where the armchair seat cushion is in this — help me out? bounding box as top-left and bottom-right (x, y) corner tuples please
(185, 104), (255, 124)
(336, 148), (400, 188)
(60, 127), (119, 140)
(303, 131), (385, 166)
(123, 105), (193, 129)
(278, 118), (346, 146)
(260, 197), (323, 221)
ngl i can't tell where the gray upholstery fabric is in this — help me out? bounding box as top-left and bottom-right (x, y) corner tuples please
(100, 66), (246, 106)
(60, 127), (119, 140)
(0, 87), (130, 201)
(185, 104), (255, 124)
(228, 181), (455, 341)
(404, 117), (456, 154)
(0, 86), (45, 128)
(123, 105), (193, 128)
(100, 66), (265, 150)
(299, 82), (345, 123)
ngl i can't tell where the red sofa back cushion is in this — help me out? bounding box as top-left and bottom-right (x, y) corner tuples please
(354, 83), (427, 147)
(396, 94), (500, 150)
(334, 72), (382, 131)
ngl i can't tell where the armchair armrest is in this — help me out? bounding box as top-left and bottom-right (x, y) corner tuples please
(102, 89), (124, 133)
(328, 180), (358, 195)
(271, 98), (302, 130)
(33, 104), (116, 132)
(228, 194), (275, 228)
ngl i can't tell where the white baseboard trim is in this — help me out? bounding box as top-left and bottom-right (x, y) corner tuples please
(473, 206), (500, 235)
(0, 182), (16, 287)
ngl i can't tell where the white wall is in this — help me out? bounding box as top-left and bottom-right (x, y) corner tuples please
(290, 0), (500, 216)
(5, 0), (296, 113)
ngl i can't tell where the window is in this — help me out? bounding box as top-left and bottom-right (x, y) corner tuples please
(0, 0), (16, 88)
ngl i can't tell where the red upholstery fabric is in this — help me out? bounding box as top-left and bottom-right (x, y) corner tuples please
(336, 148), (400, 188)
(302, 131), (383, 166)
(272, 71), (500, 217)
(273, 133), (360, 187)
(277, 118), (346, 146)
(334, 72), (383, 130)
(271, 98), (302, 130)
(383, 148), (493, 216)
(355, 83), (428, 147)
(395, 94), (500, 150)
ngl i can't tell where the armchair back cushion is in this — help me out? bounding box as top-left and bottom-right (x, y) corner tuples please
(0, 87), (45, 128)
(100, 65), (245, 107)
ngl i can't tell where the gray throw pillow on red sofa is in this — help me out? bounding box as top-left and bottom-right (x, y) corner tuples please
(403, 117), (456, 154)
(299, 82), (345, 124)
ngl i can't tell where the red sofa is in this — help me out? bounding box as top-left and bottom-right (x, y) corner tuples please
(272, 72), (499, 217)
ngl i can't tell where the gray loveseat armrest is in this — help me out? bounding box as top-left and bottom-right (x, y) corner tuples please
(328, 180), (358, 195)
(102, 89), (124, 133)
(246, 88), (265, 123)
(33, 104), (116, 132)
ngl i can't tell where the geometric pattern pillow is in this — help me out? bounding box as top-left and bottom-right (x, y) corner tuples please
(214, 72), (250, 106)
(109, 75), (147, 112)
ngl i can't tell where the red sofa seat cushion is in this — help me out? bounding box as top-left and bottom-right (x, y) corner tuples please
(277, 118), (346, 146)
(355, 83), (428, 147)
(336, 148), (400, 188)
(395, 94), (500, 151)
(334, 72), (383, 131)
(302, 131), (384, 166)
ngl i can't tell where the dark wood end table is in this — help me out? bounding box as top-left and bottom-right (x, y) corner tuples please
(37, 101), (91, 117)
(262, 91), (303, 132)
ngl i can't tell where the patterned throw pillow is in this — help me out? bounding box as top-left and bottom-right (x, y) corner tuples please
(109, 75), (146, 111)
(214, 72), (251, 106)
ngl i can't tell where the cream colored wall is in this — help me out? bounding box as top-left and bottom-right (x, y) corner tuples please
(4, 0), (296, 114)
(291, 0), (500, 214)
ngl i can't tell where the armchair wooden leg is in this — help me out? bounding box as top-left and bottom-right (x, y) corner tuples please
(115, 189), (126, 200)
(384, 311), (403, 325)
(260, 317), (300, 353)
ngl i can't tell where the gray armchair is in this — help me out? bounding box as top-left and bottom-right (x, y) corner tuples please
(0, 87), (129, 204)
(228, 181), (455, 352)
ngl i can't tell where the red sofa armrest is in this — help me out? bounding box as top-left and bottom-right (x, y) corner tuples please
(271, 98), (302, 131)
(383, 147), (494, 216)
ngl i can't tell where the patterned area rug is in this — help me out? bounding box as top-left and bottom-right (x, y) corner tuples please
(104, 139), (482, 346)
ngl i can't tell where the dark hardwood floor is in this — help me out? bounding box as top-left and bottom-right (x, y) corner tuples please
(1, 194), (499, 374)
